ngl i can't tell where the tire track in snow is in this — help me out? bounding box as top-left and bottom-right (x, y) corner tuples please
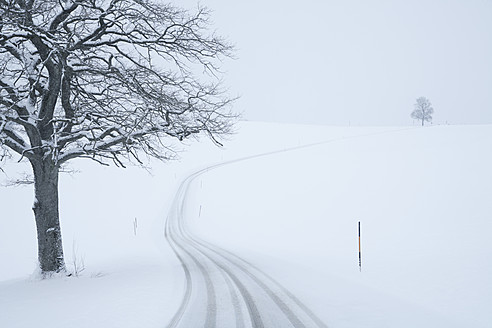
(165, 165), (324, 327)
(165, 127), (418, 327)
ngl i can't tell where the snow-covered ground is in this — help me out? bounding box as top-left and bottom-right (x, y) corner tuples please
(1, 122), (491, 327)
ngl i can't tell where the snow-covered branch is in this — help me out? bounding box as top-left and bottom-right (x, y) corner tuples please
(0, 125), (30, 157)
(1, 0), (236, 168)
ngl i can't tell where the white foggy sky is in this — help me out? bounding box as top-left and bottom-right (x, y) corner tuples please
(182, 0), (492, 125)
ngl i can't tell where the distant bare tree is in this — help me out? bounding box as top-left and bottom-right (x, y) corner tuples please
(411, 97), (434, 126)
(0, 0), (235, 276)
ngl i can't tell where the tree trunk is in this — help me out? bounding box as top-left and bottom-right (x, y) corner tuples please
(30, 159), (66, 275)
(421, 118), (424, 126)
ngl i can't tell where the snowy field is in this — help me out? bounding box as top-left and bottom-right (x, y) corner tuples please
(1, 122), (491, 327)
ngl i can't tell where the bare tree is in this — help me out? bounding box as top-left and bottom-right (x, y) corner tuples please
(0, 0), (235, 276)
(411, 97), (434, 126)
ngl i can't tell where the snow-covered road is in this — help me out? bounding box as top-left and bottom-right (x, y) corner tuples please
(164, 128), (421, 328)
(165, 159), (329, 328)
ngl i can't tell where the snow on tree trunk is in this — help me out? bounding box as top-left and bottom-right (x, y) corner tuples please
(1, 1), (235, 276)
(31, 159), (65, 275)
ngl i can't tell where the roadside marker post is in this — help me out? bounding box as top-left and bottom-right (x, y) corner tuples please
(358, 221), (361, 272)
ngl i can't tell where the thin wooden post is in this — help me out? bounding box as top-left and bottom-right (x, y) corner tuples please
(358, 221), (361, 272)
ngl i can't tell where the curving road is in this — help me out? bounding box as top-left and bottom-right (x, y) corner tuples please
(164, 150), (329, 328)
(164, 127), (416, 327)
